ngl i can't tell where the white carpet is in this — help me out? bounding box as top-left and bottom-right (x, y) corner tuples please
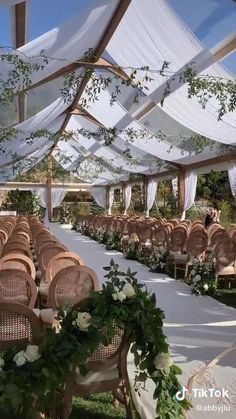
(47, 222), (236, 419)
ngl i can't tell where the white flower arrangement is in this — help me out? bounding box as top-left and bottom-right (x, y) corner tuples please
(72, 312), (92, 331)
(149, 246), (167, 272)
(112, 283), (135, 301)
(13, 345), (41, 367)
(154, 352), (173, 371)
(188, 253), (216, 296)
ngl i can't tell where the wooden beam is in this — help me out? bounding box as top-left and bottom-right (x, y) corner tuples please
(0, 181), (92, 189)
(12, 1), (27, 123)
(60, 0), (132, 131)
(184, 153), (236, 171)
(21, 57), (129, 95)
(12, 2), (27, 48)
(47, 153), (53, 222)
(70, 105), (105, 127)
(212, 33), (236, 61)
(101, 169), (177, 189)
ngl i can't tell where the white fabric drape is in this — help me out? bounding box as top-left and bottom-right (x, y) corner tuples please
(124, 184), (132, 215)
(172, 177), (178, 198)
(146, 179), (158, 217)
(90, 187), (106, 209)
(32, 188), (66, 209)
(106, 0), (236, 145)
(108, 188), (115, 216)
(180, 171), (198, 221)
(228, 164), (236, 198)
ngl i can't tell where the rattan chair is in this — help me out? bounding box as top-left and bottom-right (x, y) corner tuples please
(44, 252), (84, 285)
(215, 237), (236, 287)
(63, 301), (133, 419)
(174, 228), (208, 279)
(0, 302), (42, 352)
(40, 265), (99, 309)
(0, 269), (37, 308)
(0, 253), (36, 279)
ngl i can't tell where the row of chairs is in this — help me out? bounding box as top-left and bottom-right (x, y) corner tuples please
(78, 215), (236, 284)
(0, 215), (133, 418)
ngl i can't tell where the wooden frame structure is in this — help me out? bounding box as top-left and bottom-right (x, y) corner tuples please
(5, 0), (236, 217)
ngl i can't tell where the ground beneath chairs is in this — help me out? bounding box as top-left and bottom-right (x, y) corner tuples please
(47, 222), (236, 419)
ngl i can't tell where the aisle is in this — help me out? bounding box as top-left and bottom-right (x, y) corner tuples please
(47, 222), (236, 419)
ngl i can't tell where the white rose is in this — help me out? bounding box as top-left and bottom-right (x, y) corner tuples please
(117, 291), (126, 302)
(112, 293), (118, 301)
(191, 270), (196, 276)
(114, 286), (119, 293)
(14, 350), (26, 367)
(122, 283), (135, 299)
(203, 283), (209, 291)
(154, 352), (173, 370)
(24, 345), (41, 363)
(76, 312), (92, 331)
(194, 274), (201, 281)
(0, 357), (4, 369)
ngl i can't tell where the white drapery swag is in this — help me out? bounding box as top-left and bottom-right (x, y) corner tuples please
(180, 171), (198, 221)
(91, 187), (106, 209)
(172, 177), (178, 198)
(108, 188), (115, 216)
(32, 188), (67, 209)
(146, 179), (158, 217)
(32, 188), (67, 222)
(124, 184), (132, 215)
(228, 164), (236, 198)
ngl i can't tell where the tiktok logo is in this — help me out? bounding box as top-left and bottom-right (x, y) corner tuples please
(175, 385), (189, 401)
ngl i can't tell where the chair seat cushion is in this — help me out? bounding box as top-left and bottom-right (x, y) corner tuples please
(38, 285), (49, 296)
(174, 254), (189, 263)
(40, 308), (58, 324)
(75, 364), (119, 385)
(217, 266), (235, 275)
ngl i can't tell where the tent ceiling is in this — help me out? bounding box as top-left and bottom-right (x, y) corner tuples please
(0, 0), (235, 184)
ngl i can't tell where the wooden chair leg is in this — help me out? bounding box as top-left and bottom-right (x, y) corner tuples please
(122, 381), (134, 419)
(62, 388), (73, 419)
(174, 264), (177, 279)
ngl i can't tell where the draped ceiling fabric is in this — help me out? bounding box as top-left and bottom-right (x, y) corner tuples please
(180, 171), (198, 221)
(228, 164), (236, 199)
(146, 179), (158, 217)
(0, 0), (235, 191)
(90, 187), (106, 209)
(124, 184), (132, 215)
(108, 187), (115, 216)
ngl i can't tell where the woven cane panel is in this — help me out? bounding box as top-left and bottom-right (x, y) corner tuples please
(0, 275), (29, 305)
(55, 269), (93, 307)
(90, 326), (123, 362)
(0, 310), (32, 351)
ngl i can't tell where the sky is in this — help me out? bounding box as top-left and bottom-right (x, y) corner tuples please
(0, 0), (235, 74)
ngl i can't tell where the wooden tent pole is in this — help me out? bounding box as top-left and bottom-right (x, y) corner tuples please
(47, 153), (53, 222)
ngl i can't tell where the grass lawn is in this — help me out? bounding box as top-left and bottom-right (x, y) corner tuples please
(213, 290), (236, 309)
(71, 392), (139, 419)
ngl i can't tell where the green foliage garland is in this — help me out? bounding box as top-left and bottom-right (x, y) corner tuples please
(0, 261), (191, 418)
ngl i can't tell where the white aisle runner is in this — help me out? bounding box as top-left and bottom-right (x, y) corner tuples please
(46, 223), (236, 419)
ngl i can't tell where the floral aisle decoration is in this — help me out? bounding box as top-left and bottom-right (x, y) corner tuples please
(124, 238), (140, 260)
(105, 231), (122, 251)
(187, 253), (217, 295)
(149, 246), (167, 273)
(0, 260), (191, 419)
